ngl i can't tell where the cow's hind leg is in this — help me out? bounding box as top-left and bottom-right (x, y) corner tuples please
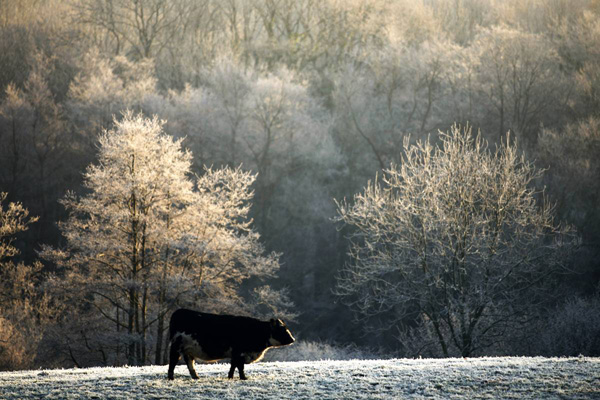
(237, 361), (247, 380)
(184, 354), (199, 379)
(168, 336), (182, 380)
(228, 360), (236, 379)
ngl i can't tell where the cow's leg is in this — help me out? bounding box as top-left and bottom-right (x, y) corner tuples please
(167, 336), (182, 380)
(184, 354), (199, 380)
(229, 353), (247, 380)
(228, 359), (236, 379)
(237, 360), (247, 380)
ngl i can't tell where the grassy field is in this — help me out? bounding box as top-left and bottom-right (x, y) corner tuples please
(0, 357), (598, 399)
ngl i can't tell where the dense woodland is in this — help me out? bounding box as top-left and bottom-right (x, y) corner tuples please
(1, 0), (599, 369)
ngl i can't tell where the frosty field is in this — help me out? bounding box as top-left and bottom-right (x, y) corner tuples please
(0, 357), (598, 399)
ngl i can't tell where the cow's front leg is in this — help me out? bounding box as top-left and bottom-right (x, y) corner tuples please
(167, 336), (182, 380)
(228, 353), (247, 380)
(237, 360), (247, 380)
(184, 354), (199, 379)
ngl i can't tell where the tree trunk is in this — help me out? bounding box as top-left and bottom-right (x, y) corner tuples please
(155, 208), (171, 364)
(127, 288), (136, 365)
(427, 311), (449, 357)
(135, 296), (141, 365)
(116, 307), (121, 363)
(141, 285), (148, 365)
(155, 312), (165, 365)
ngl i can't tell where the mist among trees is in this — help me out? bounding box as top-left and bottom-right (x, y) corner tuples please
(1, 0), (599, 369)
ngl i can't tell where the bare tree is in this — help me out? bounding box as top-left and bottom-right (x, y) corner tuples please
(331, 39), (461, 173)
(0, 51), (69, 240)
(474, 26), (569, 145)
(66, 49), (156, 149)
(430, 0), (496, 45)
(73, 0), (197, 58)
(538, 118), (600, 285)
(334, 124), (578, 357)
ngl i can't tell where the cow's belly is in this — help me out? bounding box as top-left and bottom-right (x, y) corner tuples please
(177, 332), (232, 362)
(242, 348), (269, 364)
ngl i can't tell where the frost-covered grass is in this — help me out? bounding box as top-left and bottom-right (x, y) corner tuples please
(1, 357), (598, 399)
(263, 340), (382, 362)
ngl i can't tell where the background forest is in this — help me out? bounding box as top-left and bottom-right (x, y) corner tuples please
(0, 0), (599, 370)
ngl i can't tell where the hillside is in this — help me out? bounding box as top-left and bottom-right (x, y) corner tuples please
(1, 357), (598, 399)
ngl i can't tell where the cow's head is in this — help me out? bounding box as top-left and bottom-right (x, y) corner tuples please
(268, 318), (295, 347)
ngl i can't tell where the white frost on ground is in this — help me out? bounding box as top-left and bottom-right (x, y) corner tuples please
(1, 357), (599, 399)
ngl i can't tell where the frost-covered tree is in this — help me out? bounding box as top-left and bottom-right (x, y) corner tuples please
(538, 293), (600, 357)
(0, 51), (68, 226)
(43, 112), (283, 366)
(537, 118), (600, 293)
(331, 38), (463, 179)
(473, 26), (568, 145)
(558, 11), (600, 118)
(0, 193), (54, 370)
(429, 0), (497, 45)
(66, 49), (157, 150)
(334, 124), (578, 357)
(73, 0), (197, 59)
(154, 62), (336, 238)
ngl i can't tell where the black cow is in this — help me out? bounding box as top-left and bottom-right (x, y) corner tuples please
(167, 309), (295, 380)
